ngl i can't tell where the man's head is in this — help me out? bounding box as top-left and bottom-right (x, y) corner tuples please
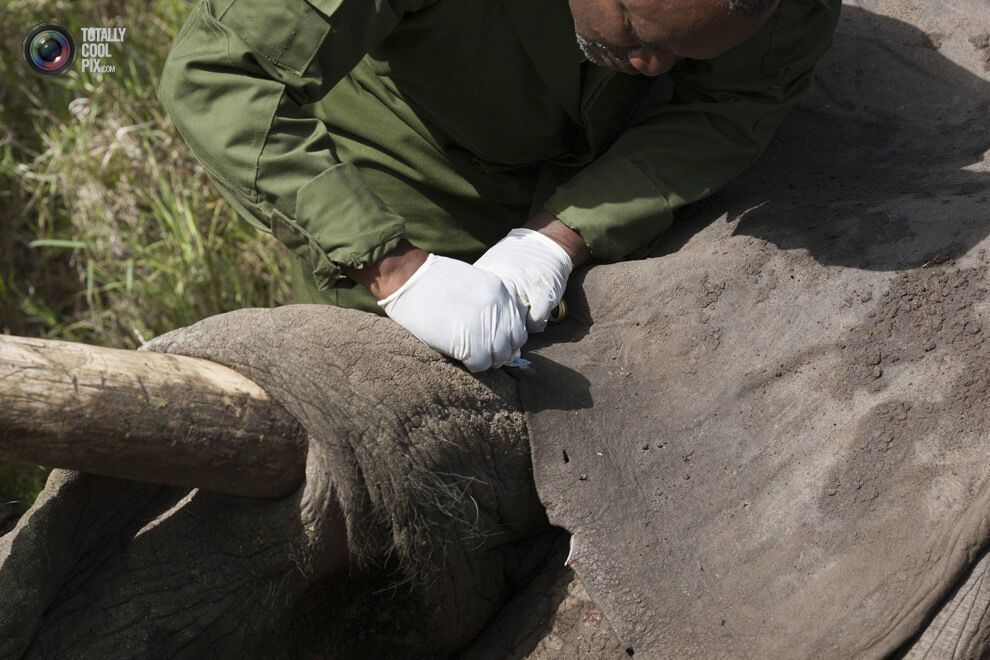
(570, 0), (781, 76)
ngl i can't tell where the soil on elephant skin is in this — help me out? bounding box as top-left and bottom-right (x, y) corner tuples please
(824, 257), (989, 515)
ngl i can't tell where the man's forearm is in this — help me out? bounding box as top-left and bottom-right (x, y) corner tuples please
(342, 240), (429, 300)
(523, 211), (592, 268)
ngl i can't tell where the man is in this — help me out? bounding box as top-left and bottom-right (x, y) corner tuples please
(158, 0), (840, 372)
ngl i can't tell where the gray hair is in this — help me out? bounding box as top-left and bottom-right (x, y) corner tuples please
(726, 0), (777, 15)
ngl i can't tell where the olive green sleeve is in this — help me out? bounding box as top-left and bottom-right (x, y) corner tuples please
(544, 0), (842, 262)
(157, 0), (432, 290)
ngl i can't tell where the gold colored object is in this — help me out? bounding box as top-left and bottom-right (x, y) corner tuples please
(549, 299), (568, 323)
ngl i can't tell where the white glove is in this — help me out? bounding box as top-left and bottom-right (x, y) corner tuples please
(474, 227), (573, 333)
(378, 253), (528, 373)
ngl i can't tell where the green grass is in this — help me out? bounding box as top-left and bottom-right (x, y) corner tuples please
(0, 0), (292, 506)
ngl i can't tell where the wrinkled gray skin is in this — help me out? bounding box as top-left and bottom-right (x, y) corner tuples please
(3, 1), (990, 658)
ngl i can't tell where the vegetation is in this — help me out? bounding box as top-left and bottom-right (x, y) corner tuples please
(0, 0), (292, 505)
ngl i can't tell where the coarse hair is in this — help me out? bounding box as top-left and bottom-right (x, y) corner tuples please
(726, 0), (777, 16)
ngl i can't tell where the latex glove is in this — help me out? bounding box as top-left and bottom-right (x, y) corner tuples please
(378, 253), (528, 373)
(474, 227), (573, 333)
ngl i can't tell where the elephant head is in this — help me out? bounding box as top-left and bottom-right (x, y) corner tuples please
(0, 306), (554, 658)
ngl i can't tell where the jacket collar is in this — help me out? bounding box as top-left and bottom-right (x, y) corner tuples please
(500, 0), (589, 123)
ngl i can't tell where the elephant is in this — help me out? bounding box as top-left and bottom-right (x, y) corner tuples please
(2, 0), (990, 657)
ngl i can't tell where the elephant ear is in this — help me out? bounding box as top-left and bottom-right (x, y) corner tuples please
(516, 0), (990, 657)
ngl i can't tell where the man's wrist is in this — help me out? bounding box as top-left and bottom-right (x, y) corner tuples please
(342, 240), (430, 300)
(523, 211), (591, 268)
(343, 212), (586, 300)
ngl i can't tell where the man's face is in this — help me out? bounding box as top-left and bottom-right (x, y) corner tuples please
(569, 0), (780, 76)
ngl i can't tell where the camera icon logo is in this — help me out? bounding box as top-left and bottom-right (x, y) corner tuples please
(22, 23), (76, 76)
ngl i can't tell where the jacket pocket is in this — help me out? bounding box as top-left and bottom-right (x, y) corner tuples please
(214, 0), (335, 76)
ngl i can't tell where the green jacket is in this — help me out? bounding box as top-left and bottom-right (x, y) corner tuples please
(158, 0), (840, 299)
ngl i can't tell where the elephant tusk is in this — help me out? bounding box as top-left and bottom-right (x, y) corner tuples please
(0, 334), (305, 498)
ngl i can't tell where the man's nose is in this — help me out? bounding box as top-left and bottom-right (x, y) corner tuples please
(627, 48), (677, 76)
